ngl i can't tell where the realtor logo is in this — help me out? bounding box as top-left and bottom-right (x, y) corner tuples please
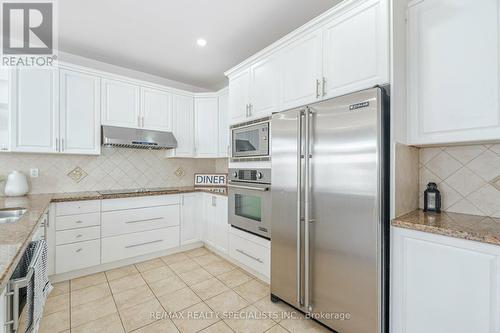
(1, 0), (57, 66)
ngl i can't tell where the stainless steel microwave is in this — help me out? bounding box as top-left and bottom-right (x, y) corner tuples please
(231, 118), (270, 160)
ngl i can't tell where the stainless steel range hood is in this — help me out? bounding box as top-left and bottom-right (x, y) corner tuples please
(102, 125), (177, 150)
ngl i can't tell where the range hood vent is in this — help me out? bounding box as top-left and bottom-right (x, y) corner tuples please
(102, 125), (177, 150)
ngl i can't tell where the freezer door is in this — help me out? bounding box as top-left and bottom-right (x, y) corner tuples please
(270, 108), (304, 309)
(308, 88), (382, 333)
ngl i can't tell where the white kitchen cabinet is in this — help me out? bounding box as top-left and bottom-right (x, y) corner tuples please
(250, 56), (280, 118)
(59, 69), (101, 155)
(0, 68), (10, 152)
(203, 194), (217, 247)
(10, 68), (58, 153)
(278, 29), (323, 110)
(141, 87), (173, 131)
(203, 194), (228, 255)
(101, 78), (140, 128)
(194, 97), (219, 158)
(228, 69), (250, 124)
(218, 89), (229, 157)
(407, 0), (500, 145)
(391, 227), (500, 333)
(181, 193), (202, 245)
(322, 0), (388, 98)
(170, 93), (195, 157)
(229, 226), (270, 279)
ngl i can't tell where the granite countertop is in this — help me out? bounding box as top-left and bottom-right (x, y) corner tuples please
(392, 209), (500, 246)
(0, 186), (227, 290)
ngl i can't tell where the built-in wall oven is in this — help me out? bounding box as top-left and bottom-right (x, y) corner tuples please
(231, 118), (270, 161)
(228, 168), (271, 239)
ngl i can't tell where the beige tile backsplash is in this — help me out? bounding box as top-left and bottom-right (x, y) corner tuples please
(419, 144), (500, 217)
(0, 148), (227, 194)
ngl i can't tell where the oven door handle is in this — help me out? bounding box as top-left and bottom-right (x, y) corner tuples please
(227, 184), (269, 192)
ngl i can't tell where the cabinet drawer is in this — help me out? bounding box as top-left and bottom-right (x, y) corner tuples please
(229, 233), (270, 278)
(101, 195), (180, 211)
(101, 227), (180, 263)
(56, 212), (100, 231)
(101, 205), (180, 237)
(55, 239), (100, 274)
(56, 226), (100, 245)
(56, 200), (100, 216)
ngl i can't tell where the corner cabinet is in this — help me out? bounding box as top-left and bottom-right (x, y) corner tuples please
(101, 78), (140, 128)
(407, 0), (500, 144)
(391, 227), (500, 333)
(228, 70), (251, 124)
(170, 93), (195, 157)
(194, 97), (219, 158)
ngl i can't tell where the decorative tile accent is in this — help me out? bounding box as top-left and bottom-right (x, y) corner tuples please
(174, 167), (186, 178)
(67, 167), (88, 183)
(419, 144), (500, 216)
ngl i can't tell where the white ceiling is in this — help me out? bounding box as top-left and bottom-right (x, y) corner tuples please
(59, 0), (339, 91)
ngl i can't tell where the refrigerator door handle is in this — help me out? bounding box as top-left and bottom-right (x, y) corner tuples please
(304, 108), (312, 311)
(297, 110), (304, 306)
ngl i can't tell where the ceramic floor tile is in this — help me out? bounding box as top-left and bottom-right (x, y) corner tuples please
(178, 267), (213, 286)
(38, 309), (70, 333)
(135, 258), (166, 272)
(158, 287), (202, 313)
(169, 259), (202, 274)
(192, 254), (222, 266)
(265, 324), (290, 333)
(185, 247), (211, 258)
(191, 277), (230, 300)
(161, 252), (190, 265)
(43, 293), (69, 315)
(71, 272), (107, 291)
(48, 281), (69, 298)
(203, 260), (235, 276)
(105, 265), (139, 281)
(71, 312), (124, 333)
(223, 305), (276, 333)
(109, 273), (146, 294)
(199, 321), (234, 333)
(112, 284), (155, 311)
(172, 302), (220, 333)
(280, 315), (330, 333)
(131, 319), (180, 333)
(217, 269), (253, 288)
(118, 298), (163, 332)
(205, 290), (249, 314)
(71, 282), (112, 307)
(253, 296), (298, 322)
(148, 275), (187, 297)
(71, 295), (117, 328)
(141, 265), (175, 284)
(233, 279), (270, 303)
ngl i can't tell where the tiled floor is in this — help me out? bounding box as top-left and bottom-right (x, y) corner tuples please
(40, 247), (330, 333)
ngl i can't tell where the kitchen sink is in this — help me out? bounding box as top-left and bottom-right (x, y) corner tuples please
(0, 208), (27, 224)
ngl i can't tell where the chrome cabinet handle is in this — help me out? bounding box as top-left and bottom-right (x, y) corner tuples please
(137, 115), (141, 127)
(245, 104), (249, 117)
(322, 77), (327, 97)
(248, 103), (252, 116)
(61, 138), (65, 152)
(125, 239), (163, 248)
(75, 220), (83, 224)
(142, 116), (145, 127)
(236, 249), (263, 263)
(316, 79), (321, 98)
(227, 184), (269, 191)
(125, 217), (162, 224)
(55, 138), (59, 151)
(76, 234), (82, 238)
(76, 248), (83, 253)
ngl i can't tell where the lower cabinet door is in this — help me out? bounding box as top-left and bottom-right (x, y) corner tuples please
(229, 232), (270, 278)
(55, 239), (100, 274)
(101, 227), (180, 263)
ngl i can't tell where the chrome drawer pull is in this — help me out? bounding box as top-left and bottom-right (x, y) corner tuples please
(75, 220), (83, 224)
(125, 239), (163, 248)
(76, 248), (83, 253)
(76, 234), (83, 238)
(236, 249), (263, 263)
(125, 217), (162, 224)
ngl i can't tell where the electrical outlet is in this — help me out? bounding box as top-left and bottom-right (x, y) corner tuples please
(30, 168), (39, 178)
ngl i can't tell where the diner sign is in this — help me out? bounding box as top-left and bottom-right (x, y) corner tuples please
(194, 173), (227, 187)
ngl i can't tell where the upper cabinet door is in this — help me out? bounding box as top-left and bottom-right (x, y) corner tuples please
(59, 69), (101, 155)
(101, 78), (140, 128)
(11, 68), (58, 153)
(322, 0), (389, 99)
(194, 97), (219, 158)
(228, 69), (250, 125)
(250, 56), (280, 119)
(172, 94), (194, 157)
(141, 87), (173, 131)
(218, 90), (229, 157)
(408, 0), (500, 145)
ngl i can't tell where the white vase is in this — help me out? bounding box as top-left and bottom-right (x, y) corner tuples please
(4, 171), (29, 196)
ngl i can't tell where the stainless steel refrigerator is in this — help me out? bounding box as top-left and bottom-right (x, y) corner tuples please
(270, 87), (389, 333)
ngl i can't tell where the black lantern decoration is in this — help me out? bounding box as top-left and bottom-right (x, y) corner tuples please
(424, 182), (441, 213)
